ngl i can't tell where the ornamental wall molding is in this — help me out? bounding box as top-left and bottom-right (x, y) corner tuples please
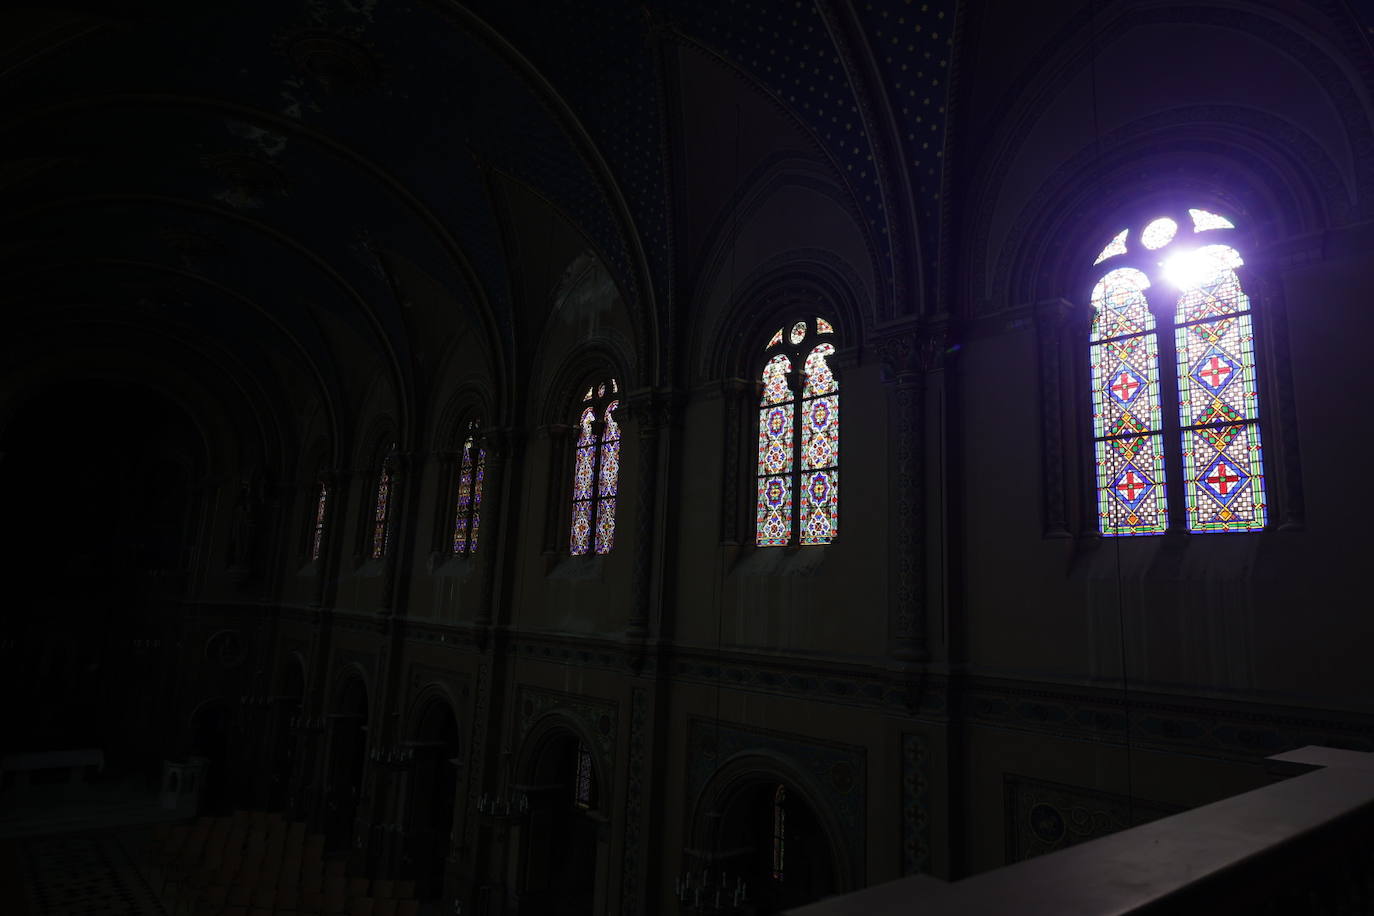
(620, 687), (650, 915)
(901, 732), (932, 876)
(1003, 773), (1182, 864)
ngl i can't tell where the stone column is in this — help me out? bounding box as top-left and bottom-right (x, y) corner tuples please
(1035, 298), (1076, 539)
(877, 325), (932, 664)
(313, 469), (350, 608)
(625, 391), (675, 640)
(538, 425), (573, 562)
(716, 380), (753, 546)
(476, 428), (516, 630)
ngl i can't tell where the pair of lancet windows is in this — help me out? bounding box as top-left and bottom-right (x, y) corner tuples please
(568, 379), (622, 556)
(1089, 208), (1267, 535)
(757, 317), (840, 547)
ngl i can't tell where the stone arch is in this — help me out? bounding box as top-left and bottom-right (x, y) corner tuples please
(994, 109), (1345, 313)
(431, 383), (494, 455)
(187, 696), (236, 816)
(267, 651), (307, 810)
(686, 751), (853, 910)
(533, 334), (636, 430)
(700, 249), (866, 385)
(324, 667), (370, 852)
(401, 686), (463, 899)
(510, 711), (614, 916)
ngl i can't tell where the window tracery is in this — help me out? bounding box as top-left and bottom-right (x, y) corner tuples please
(371, 455), (395, 559)
(757, 317), (839, 547)
(1088, 208), (1267, 535)
(570, 379), (621, 555)
(452, 419), (486, 556)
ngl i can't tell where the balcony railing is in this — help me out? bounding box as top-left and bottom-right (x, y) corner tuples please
(788, 746), (1374, 915)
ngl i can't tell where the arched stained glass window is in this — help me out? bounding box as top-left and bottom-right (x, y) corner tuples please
(574, 741), (594, 809)
(310, 481), (328, 561)
(452, 419), (486, 555)
(771, 784), (786, 882)
(756, 317), (839, 547)
(570, 380), (621, 555)
(1088, 208), (1267, 535)
(371, 452), (395, 559)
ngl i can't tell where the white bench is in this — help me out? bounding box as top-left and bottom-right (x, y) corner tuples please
(0, 748), (104, 788)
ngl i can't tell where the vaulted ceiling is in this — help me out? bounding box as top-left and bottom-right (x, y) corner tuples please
(3, 0), (1369, 470)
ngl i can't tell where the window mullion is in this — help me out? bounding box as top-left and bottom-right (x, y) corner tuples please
(1153, 290), (1187, 534)
(791, 362), (803, 546)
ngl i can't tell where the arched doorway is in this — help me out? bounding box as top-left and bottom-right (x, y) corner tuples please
(269, 654), (306, 811)
(325, 675), (368, 852)
(689, 763), (845, 915)
(189, 699), (235, 816)
(517, 730), (603, 916)
(403, 697), (460, 900)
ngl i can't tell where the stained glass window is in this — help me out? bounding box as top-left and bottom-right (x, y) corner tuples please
(569, 380), (621, 555)
(310, 482), (328, 561)
(452, 419), (486, 555)
(371, 457), (394, 559)
(757, 318), (839, 547)
(772, 785), (786, 881)
(1093, 228), (1128, 265)
(1088, 210), (1266, 535)
(574, 742), (594, 809)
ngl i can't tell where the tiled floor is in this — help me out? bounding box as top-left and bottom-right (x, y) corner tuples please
(18, 831), (167, 916)
(1, 780), (180, 916)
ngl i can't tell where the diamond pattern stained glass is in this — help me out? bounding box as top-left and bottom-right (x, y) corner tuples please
(1176, 315), (1259, 428)
(1095, 434), (1168, 535)
(816, 317), (835, 334)
(766, 327), (784, 349)
(789, 321), (807, 345)
(1091, 334), (1160, 439)
(1087, 213), (1267, 536)
(1184, 424), (1266, 531)
(1174, 246), (1246, 323)
(1090, 268), (1154, 342)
